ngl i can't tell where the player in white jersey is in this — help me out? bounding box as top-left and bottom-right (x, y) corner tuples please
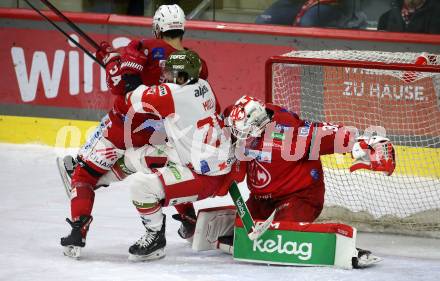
(122, 50), (234, 261)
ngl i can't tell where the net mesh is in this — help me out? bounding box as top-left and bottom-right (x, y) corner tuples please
(269, 50), (440, 237)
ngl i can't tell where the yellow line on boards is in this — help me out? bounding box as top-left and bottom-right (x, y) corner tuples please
(0, 115), (98, 148)
(1, 115), (439, 177)
(321, 145), (440, 178)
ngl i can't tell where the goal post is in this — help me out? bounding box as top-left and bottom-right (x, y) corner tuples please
(265, 50), (440, 238)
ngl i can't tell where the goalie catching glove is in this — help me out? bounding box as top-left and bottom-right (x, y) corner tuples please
(350, 136), (396, 176)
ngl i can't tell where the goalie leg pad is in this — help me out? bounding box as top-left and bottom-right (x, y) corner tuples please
(192, 206), (236, 252)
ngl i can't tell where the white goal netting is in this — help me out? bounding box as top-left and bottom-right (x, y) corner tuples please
(268, 50), (440, 237)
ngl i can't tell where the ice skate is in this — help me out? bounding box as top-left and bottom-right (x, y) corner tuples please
(56, 155), (77, 198)
(352, 248), (383, 268)
(128, 215), (166, 261)
(60, 215), (92, 258)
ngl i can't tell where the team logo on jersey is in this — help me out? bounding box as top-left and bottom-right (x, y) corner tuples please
(248, 161), (271, 189)
(310, 169), (320, 181)
(152, 47), (165, 60)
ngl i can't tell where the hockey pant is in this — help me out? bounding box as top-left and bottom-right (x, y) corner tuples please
(70, 111), (166, 220)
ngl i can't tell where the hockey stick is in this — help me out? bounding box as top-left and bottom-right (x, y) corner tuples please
(229, 181), (276, 240)
(39, 0), (100, 50)
(23, 0), (104, 68)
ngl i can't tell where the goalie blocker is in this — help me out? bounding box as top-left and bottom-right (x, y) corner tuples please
(192, 206), (381, 269)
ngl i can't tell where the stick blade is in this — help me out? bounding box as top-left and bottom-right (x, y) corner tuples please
(248, 209), (276, 240)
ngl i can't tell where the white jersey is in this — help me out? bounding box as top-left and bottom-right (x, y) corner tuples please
(128, 79), (233, 176)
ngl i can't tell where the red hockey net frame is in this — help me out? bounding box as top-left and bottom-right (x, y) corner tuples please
(265, 53), (440, 237)
(265, 56), (440, 104)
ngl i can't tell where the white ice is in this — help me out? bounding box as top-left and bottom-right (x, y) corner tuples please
(0, 143), (439, 281)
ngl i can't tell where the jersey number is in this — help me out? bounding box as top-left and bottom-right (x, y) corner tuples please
(197, 114), (223, 148)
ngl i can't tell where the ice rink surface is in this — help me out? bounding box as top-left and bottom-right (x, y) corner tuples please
(1, 143), (439, 281)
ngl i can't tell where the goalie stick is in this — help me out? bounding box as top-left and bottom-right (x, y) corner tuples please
(229, 181), (275, 241)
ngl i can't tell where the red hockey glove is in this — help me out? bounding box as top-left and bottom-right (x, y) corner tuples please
(350, 136), (396, 176)
(96, 41), (120, 66)
(120, 40), (148, 75)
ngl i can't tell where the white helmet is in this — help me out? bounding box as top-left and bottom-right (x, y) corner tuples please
(153, 4), (185, 38)
(227, 96), (271, 139)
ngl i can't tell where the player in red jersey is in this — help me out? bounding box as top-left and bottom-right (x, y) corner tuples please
(223, 95), (396, 223)
(60, 4), (205, 258)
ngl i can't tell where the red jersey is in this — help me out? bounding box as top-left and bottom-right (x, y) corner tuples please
(241, 104), (352, 199)
(106, 38), (209, 117)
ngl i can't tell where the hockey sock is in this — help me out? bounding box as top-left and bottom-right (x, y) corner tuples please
(136, 203), (164, 232)
(70, 183), (95, 220)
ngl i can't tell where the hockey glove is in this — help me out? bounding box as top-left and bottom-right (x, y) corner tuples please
(350, 136), (396, 176)
(120, 40), (147, 75)
(120, 40), (148, 93)
(96, 41), (120, 66)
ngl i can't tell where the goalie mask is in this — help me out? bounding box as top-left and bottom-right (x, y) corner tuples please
(227, 96), (271, 140)
(153, 4), (185, 38)
(164, 50), (202, 84)
(350, 136), (396, 176)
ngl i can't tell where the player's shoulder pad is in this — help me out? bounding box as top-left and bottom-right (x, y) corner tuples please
(139, 38), (160, 48)
(266, 104), (298, 118)
(139, 38), (165, 55)
(267, 103), (301, 125)
(198, 78), (209, 85)
(158, 83), (178, 95)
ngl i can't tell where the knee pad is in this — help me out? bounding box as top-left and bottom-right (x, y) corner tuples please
(128, 172), (165, 206)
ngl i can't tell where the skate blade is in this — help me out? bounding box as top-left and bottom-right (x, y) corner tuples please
(56, 157), (73, 199)
(63, 246), (81, 259)
(128, 248), (165, 262)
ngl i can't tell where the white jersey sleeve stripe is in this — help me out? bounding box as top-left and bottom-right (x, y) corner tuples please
(128, 85), (149, 114)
